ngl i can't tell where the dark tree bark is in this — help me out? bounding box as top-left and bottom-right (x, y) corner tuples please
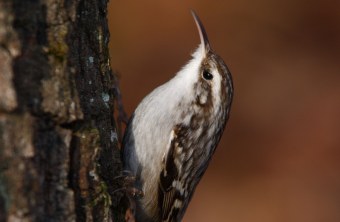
(0, 0), (124, 221)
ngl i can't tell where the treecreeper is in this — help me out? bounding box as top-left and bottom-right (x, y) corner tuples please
(122, 11), (234, 222)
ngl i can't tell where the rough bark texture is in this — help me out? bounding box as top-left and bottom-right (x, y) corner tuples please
(0, 0), (124, 221)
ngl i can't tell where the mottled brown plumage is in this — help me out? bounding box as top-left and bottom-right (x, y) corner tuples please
(122, 11), (233, 222)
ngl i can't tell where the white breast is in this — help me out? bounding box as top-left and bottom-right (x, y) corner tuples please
(123, 45), (205, 217)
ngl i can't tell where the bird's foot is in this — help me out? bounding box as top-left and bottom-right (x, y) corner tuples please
(120, 173), (144, 222)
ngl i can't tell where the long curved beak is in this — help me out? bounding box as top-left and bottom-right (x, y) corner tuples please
(191, 10), (211, 54)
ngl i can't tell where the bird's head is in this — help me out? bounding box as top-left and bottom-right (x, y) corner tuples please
(176, 11), (233, 117)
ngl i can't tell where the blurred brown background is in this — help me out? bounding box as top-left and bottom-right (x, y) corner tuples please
(108, 1), (340, 221)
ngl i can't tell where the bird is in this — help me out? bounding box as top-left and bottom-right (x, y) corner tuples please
(122, 11), (233, 222)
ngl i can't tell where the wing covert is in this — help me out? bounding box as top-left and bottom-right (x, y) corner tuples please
(158, 127), (186, 222)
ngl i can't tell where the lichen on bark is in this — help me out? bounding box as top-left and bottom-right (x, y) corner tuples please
(0, 0), (124, 221)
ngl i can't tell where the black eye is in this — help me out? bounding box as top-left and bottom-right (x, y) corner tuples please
(202, 70), (213, 80)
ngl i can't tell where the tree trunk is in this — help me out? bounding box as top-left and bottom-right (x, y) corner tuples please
(0, 0), (124, 221)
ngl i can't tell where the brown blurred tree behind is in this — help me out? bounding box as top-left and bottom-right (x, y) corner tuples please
(0, 0), (124, 221)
